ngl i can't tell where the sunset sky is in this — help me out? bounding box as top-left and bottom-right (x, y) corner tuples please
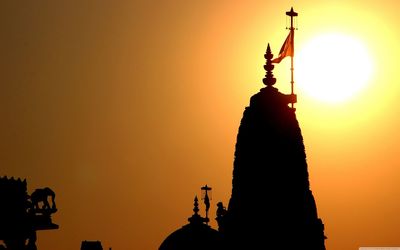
(1, 1), (400, 250)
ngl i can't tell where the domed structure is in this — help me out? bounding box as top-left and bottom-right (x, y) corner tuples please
(159, 197), (222, 250)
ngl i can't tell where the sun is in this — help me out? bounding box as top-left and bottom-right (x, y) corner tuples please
(295, 33), (374, 104)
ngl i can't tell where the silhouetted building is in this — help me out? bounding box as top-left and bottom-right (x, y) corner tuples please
(218, 44), (326, 249)
(160, 12), (326, 249)
(81, 241), (103, 250)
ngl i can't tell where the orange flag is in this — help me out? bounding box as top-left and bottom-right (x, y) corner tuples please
(272, 29), (294, 63)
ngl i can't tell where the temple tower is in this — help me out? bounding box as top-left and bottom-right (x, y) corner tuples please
(219, 44), (326, 249)
(159, 8), (327, 250)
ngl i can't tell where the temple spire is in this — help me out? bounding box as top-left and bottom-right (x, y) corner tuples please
(193, 196), (199, 215)
(262, 44), (276, 87)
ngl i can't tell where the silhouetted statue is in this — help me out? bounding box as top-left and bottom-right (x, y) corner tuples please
(216, 202), (227, 219)
(30, 187), (56, 211)
(215, 202), (227, 232)
(0, 177), (59, 250)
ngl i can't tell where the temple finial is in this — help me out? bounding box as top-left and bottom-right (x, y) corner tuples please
(262, 44), (277, 87)
(193, 196), (199, 215)
(188, 195), (208, 224)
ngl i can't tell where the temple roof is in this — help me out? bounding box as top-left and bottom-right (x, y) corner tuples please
(159, 221), (221, 250)
(159, 196), (222, 250)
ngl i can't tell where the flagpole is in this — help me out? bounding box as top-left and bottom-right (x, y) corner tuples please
(291, 52), (294, 108)
(287, 7), (297, 108)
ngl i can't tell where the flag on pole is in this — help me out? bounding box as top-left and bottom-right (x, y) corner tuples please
(272, 29), (294, 63)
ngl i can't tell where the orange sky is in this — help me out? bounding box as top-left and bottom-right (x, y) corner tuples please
(1, 1), (400, 250)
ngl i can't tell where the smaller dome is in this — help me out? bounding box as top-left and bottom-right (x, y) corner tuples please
(159, 196), (223, 250)
(159, 220), (222, 250)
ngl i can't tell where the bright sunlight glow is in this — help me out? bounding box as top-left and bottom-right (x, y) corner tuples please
(295, 33), (374, 104)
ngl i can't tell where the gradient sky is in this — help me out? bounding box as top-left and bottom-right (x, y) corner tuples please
(1, 1), (400, 250)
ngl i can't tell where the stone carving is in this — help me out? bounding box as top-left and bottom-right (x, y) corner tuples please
(30, 187), (57, 213)
(0, 177), (59, 250)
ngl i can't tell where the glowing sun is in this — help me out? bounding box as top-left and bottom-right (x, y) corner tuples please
(295, 33), (374, 103)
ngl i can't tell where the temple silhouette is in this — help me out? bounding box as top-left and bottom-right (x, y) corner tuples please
(160, 8), (327, 250)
